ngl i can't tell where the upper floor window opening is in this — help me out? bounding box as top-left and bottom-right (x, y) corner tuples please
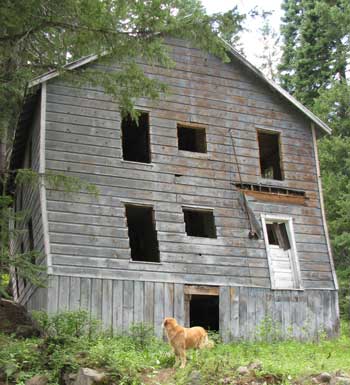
(183, 207), (216, 238)
(121, 112), (151, 163)
(257, 130), (283, 180)
(177, 124), (207, 153)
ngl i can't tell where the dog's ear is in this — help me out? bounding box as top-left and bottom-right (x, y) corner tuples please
(163, 318), (169, 327)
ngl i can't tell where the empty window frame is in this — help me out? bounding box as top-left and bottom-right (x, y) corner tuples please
(261, 215), (302, 290)
(121, 112), (151, 163)
(177, 124), (207, 153)
(257, 130), (283, 180)
(183, 208), (216, 238)
(125, 204), (160, 262)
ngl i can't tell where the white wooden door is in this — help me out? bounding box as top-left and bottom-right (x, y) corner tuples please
(268, 245), (296, 289)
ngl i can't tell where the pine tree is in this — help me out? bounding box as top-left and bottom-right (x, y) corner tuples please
(279, 0), (349, 107)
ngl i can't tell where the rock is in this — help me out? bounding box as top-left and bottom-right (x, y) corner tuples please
(317, 373), (332, 383)
(311, 378), (319, 384)
(237, 366), (249, 376)
(64, 373), (77, 385)
(335, 377), (350, 385)
(248, 360), (262, 371)
(74, 368), (106, 385)
(188, 370), (202, 385)
(25, 375), (48, 385)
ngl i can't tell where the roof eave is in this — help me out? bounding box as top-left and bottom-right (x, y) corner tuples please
(221, 39), (332, 135)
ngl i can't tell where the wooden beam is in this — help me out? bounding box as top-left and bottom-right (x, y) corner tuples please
(243, 190), (307, 206)
(184, 285), (219, 296)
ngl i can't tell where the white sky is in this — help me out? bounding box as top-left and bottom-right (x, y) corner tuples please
(200, 0), (283, 66)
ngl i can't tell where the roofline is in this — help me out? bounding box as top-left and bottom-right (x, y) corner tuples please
(221, 40), (332, 135)
(28, 41), (331, 135)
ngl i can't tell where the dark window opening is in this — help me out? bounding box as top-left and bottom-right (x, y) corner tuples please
(190, 295), (219, 331)
(125, 205), (160, 262)
(257, 131), (283, 180)
(177, 125), (207, 153)
(121, 112), (151, 163)
(183, 208), (216, 238)
(266, 222), (291, 250)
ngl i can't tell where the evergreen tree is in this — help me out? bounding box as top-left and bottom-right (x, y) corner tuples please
(279, 0), (349, 107)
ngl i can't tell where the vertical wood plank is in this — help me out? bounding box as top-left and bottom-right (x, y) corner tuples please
(133, 281), (144, 324)
(254, 289), (265, 340)
(80, 278), (91, 312)
(102, 280), (113, 330)
(69, 277), (81, 311)
(123, 280), (134, 332)
(174, 283), (184, 325)
(239, 287), (248, 339)
(58, 277), (70, 311)
(154, 282), (165, 338)
(112, 280), (123, 333)
(219, 286), (230, 343)
(247, 287), (256, 340)
(144, 281), (154, 327)
(91, 279), (102, 320)
(230, 286), (240, 340)
(47, 276), (59, 314)
(164, 283), (174, 318)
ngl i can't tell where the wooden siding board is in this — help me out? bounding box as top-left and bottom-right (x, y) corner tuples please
(123, 280), (134, 332)
(144, 281), (155, 326)
(80, 278), (91, 311)
(102, 279), (113, 329)
(112, 280), (123, 333)
(69, 277), (81, 311)
(133, 280), (144, 324)
(174, 283), (185, 326)
(91, 279), (102, 320)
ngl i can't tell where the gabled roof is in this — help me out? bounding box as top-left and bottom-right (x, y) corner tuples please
(27, 40), (332, 135)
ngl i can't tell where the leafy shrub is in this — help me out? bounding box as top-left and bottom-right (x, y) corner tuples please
(32, 310), (100, 341)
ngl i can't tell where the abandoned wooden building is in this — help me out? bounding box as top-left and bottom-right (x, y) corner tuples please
(10, 38), (339, 341)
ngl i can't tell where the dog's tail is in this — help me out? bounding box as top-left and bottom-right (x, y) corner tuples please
(199, 333), (215, 349)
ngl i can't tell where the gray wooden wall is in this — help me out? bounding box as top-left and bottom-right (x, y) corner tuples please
(28, 276), (338, 341)
(12, 103), (46, 306)
(43, 38), (335, 291)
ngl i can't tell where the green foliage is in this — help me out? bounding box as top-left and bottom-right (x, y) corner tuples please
(279, 0), (350, 107)
(336, 268), (350, 320)
(2, 311), (350, 385)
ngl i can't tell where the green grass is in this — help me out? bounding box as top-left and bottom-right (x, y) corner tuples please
(1, 312), (350, 385)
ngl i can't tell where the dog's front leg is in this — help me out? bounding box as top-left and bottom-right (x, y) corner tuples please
(179, 350), (186, 368)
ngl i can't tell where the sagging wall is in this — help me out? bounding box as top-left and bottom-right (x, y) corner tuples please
(11, 102), (46, 307)
(41, 275), (339, 341)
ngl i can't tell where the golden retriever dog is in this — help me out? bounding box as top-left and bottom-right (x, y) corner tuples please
(162, 317), (214, 368)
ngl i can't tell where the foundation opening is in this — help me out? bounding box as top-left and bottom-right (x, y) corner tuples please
(190, 295), (219, 331)
(183, 208), (216, 238)
(121, 112), (151, 163)
(177, 124), (207, 153)
(257, 130), (283, 180)
(125, 204), (160, 262)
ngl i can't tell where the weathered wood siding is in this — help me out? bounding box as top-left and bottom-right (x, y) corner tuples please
(44, 38), (335, 291)
(12, 104), (46, 308)
(45, 276), (338, 341)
